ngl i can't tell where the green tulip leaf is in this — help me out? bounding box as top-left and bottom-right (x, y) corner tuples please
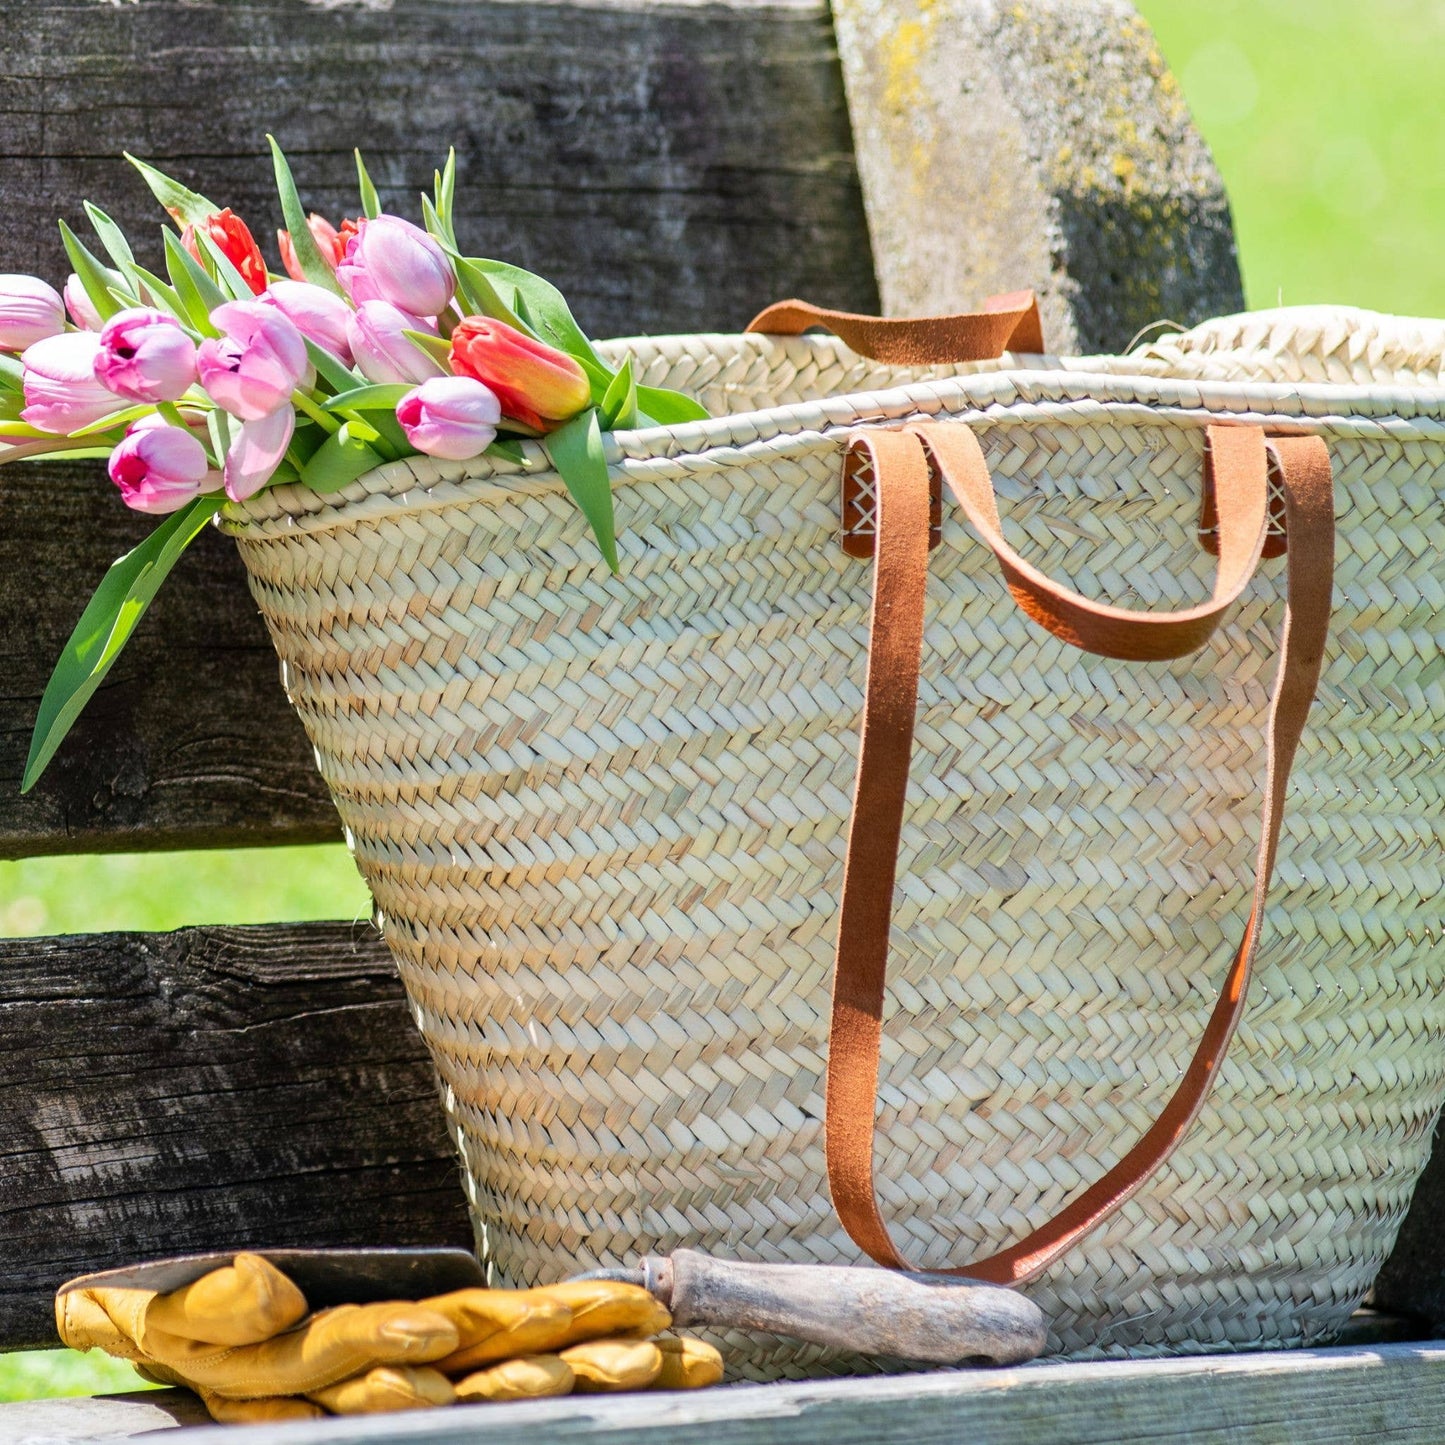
(599, 356), (638, 431)
(125, 154), (221, 227)
(23, 495), (223, 792)
(126, 263), (186, 320)
(301, 423), (384, 493)
(485, 438), (528, 466)
(192, 228), (256, 303)
(304, 338), (364, 395)
(470, 259), (606, 371)
(635, 384), (711, 425)
(269, 136), (346, 296)
(162, 230), (226, 334)
(355, 149), (382, 221)
(543, 407), (618, 573)
(322, 383), (414, 413)
(59, 221), (124, 323)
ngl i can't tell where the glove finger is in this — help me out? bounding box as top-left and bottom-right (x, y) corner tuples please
(520, 1281), (670, 1349)
(144, 1301), (459, 1399)
(560, 1338), (663, 1393)
(199, 1389), (325, 1424)
(428, 1297), (572, 1376)
(653, 1335), (725, 1390)
(146, 1253), (308, 1346)
(55, 1288), (150, 1359)
(453, 1355), (575, 1403)
(308, 1366), (455, 1415)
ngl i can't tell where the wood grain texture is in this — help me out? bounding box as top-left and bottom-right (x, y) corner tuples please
(4, 1343), (1443, 1444)
(0, 0), (876, 859)
(0, 0), (875, 339)
(0, 922), (471, 1351)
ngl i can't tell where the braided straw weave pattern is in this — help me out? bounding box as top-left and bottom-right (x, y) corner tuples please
(223, 309), (1445, 1374)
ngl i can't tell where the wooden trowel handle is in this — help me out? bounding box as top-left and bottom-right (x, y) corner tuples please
(642, 1249), (1046, 1365)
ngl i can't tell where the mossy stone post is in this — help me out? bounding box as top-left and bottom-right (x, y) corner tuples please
(831, 0), (1244, 353)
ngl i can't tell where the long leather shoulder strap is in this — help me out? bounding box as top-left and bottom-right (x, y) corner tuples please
(825, 425), (1335, 1283)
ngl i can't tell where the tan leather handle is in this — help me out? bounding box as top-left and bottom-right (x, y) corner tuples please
(826, 423), (1334, 1284)
(745, 290), (1045, 365)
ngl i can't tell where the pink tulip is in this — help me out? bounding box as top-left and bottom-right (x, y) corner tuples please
(20, 332), (124, 433)
(108, 424), (215, 514)
(93, 308), (199, 404)
(224, 405), (295, 502)
(346, 300), (445, 385)
(64, 274), (103, 331)
(337, 215), (455, 317)
(396, 376), (501, 460)
(0, 274), (66, 350)
(197, 300), (309, 420)
(260, 281), (354, 365)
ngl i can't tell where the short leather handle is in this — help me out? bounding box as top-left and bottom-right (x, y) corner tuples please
(826, 422), (1335, 1284)
(917, 424), (1270, 661)
(745, 290), (1045, 365)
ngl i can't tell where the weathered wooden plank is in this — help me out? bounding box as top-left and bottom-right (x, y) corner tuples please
(0, 0), (876, 859)
(4, 1343), (1443, 1444)
(0, 0), (875, 339)
(0, 923), (471, 1351)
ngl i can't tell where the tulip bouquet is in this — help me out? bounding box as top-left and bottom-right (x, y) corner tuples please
(5, 141), (709, 791)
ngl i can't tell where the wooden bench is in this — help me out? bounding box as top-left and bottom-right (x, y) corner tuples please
(1, 0), (1441, 1438)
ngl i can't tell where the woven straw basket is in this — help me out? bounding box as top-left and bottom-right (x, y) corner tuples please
(221, 305), (1445, 1375)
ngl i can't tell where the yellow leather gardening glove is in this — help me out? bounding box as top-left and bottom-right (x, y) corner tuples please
(58, 1257), (722, 1421)
(653, 1334), (725, 1389)
(308, 1365), (456, 1415)
(57, 1259), (459, 1409)
(145, 1252), (308, 1345)
(428, 1279), (669, 1376)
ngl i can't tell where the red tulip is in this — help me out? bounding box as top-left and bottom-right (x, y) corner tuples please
(183, 209), (269, 296)
(449, 318), (590, 432)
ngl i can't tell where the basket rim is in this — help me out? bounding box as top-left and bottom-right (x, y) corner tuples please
(220, 352), (1445, 541)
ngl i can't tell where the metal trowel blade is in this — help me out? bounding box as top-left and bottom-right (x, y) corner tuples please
(56, 1247), (487, 1307)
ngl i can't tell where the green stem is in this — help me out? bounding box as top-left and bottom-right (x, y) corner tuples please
(292, 390), (340, 433)
(156, 401), (189, 428)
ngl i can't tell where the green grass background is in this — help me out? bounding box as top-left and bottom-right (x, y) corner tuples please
(3, 0), (1441, 1405)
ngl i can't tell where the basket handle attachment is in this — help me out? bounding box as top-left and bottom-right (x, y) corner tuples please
(745, 290), (1045, 365)
(828, 422), (1335, 1283)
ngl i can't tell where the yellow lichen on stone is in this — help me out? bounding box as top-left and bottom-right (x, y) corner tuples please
(882, 17), (931, 115)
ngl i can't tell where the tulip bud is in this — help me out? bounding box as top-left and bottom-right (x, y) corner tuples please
(93, 308), (199, 404)
(197, 300), (309, 420)
(108, 424), (215, 514)
(278, 214), (354, 282)
(449, 318), (591, 431)
(64, 274), (103, 331)
(337, 215), (455, 317)
(261, 281), (354, 365)
(20, 332), (124, 433)
(183, 209), (269, 297)
(346, 300), (445, 385)
(224, 405), (295, 503)
(0, 274), (66, 350)
(396, 376), (501, 460)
